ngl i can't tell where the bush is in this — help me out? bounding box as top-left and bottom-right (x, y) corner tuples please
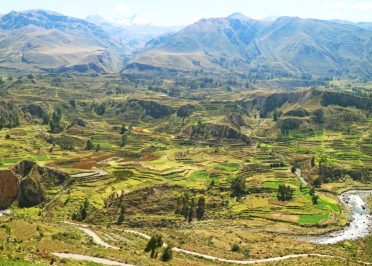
(277, 184), (293, 201)
(231, 243), (240, 252)
(161, 245), (173, 262)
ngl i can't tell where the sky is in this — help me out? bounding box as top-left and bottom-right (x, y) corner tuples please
(0, 0), (371, 26)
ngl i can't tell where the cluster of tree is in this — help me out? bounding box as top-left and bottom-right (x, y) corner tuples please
(175, 192), (206, 222)
(103, 191), (127, 224)
(144, 234), (163, 259)
(85, 139), (100, 152)
(277, 184), (293, 201)
(49, 108), (63, 133)
(144, 234), (173, 261)
(231, 175), (246, 199)
(312, 109), (325, 124)
(278, 118), (302, 133)
(120, 124), (128, 147)
(309, 187), (319, 204)
(72, 198), (90, 221)
(95, 104), (106, 116)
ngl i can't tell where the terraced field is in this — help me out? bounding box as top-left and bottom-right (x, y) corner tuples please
(0, 75), (371, 265)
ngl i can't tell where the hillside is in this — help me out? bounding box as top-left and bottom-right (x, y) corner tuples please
(0, 10), (371, 78)
(128, 13), (372, 78)
(0, 10), (125, 73)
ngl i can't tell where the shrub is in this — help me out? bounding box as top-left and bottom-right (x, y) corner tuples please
(231, 243), (240, 252)
(161, 245), (173, 262)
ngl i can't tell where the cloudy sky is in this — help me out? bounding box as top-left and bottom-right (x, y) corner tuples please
(1, 0), (371, 26)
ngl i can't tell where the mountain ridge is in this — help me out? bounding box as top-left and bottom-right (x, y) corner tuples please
(0, 10), (371, 78)
(128, 14), (372, 78)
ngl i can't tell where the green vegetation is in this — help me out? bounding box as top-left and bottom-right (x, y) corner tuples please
(0, 74), (371, 265)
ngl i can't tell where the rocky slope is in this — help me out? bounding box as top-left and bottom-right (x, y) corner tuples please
(0, 160), (69, 209)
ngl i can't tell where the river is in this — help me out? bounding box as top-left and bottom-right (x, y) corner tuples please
(308, 190), (371, 245)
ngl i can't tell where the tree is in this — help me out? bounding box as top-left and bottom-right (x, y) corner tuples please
(117, 206), (125, 225)
(310, 156), (315, 168)
(120, 134), (127, 147)
(231, 176), (246, 199)
(50, 108), (63, 133)
(313, 178), (322, 188)
(120, 124), (127, 135)
(313, 109), (325, 124)
(277, 185), (293, 201)
(85, 139), (94, 150)
(73, 198), (90, 221)
(96, 104), (105, 116)
(273, 110), (279, 121)
(95, 144), (101, 152)
(312, 194), (319, 205)
(144, 234), (163, 258)
(161, 245), (173, 262)
(196, 197), (206, 220)
(81, 198), (89, 220)
(188, 198), (194, 223)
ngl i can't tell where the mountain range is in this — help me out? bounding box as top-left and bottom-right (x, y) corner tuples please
(0, 10), (371, 78)
(0, 10), (123, 73)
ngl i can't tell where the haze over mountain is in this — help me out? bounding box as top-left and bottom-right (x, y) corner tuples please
(86, 15), (183, 51)
(0, 9), (124, 73)
(0, 9), (371, 78)
(129, 13), (372, 78)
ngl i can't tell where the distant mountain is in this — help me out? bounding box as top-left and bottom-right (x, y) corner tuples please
(127, 13), (372, 78)
(86, 15), (182, 51)
(332, 19), (372, 30)
(0, 10), (125, 73)
(0, 10), (371, 77)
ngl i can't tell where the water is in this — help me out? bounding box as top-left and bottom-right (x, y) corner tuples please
(0, 209), (11, 216)
(308, 190), (371, 245)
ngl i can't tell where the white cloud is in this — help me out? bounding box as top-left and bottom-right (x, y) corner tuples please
(323, 1), (372, 11)
(323, 2), (347, 9)
(132, 15), (147, 25)
(114, 3), (128, 14)
(351, 2), (372, 11)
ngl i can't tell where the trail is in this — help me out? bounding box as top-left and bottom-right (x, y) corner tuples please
(51, 253), (133, 266)
(64, 221), (119, 249)
(62, 221), (371, 265)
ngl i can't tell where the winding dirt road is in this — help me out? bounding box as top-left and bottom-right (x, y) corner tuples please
(60, 221), (371, 265)
(52, 253), (133, 266)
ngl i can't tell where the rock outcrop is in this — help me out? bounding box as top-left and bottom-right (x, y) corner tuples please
(0, 160), (69, 209)
(184, 122), (250, 144)
(116, 99), (175, 120)
(0, 101), (20, 129)
(0, 170), (20, 209)
(224, 114), (247, 129)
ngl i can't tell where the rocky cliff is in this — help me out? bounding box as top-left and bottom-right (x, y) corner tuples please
(0, 160), (69, 209)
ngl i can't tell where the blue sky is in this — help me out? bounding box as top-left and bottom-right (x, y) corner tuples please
(0, 0), (371, 26)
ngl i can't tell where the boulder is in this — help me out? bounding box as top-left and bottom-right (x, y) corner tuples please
(0, 170), (20, 209)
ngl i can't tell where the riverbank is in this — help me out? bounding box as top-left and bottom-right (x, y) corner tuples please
(307, 190), (371, 244)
